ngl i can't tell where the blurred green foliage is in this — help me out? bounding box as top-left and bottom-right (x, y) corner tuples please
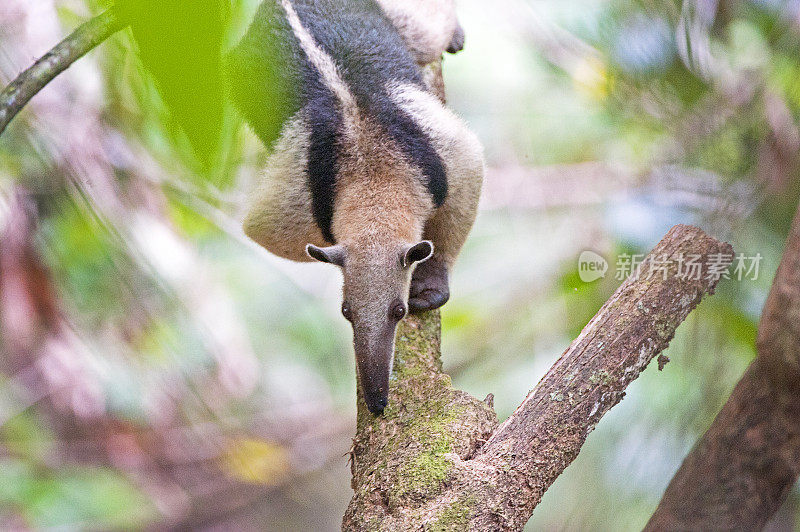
(0, 458), (155, 529)
(117, 0), (230, 166)
(2, 0), (800, 529)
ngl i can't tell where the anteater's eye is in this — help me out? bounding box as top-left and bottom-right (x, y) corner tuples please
(341, 302), (353, 321)
(390, 302), (406, 321)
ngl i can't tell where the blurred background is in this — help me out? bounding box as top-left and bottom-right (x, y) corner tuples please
(1, 0), (799, 529)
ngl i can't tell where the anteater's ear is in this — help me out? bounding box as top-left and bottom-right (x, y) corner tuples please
(402, 241), (434, 268)
(306, 244), (346, 267)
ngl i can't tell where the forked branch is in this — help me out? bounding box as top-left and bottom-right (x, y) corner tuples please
(345, 225), (732, 531)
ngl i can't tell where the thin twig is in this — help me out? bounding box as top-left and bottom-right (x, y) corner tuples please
(0, 9), (125, 136)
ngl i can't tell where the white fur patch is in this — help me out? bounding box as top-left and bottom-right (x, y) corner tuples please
(389, 83), (462, 138)
(388, 82), (484, 175)
(375, 0), (458, 64)
(243, 114), (329, 262)
(279, 0), (359, 135)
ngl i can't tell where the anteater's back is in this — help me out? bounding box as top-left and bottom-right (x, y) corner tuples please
(230, 0), (448, 244)
(229, 0), (425, 147)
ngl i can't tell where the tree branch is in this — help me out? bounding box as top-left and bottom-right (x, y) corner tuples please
(757, 202), (800, 388)
(646, 202), (800, 531)
(0, 9), (124, 136)
(345, 225), (732, 531)
(475, 225), (732, 504)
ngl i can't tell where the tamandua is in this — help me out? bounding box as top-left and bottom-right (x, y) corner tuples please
(229, 0), (484, 414)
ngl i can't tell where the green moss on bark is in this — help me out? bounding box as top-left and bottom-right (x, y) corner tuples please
(428, 496), (477, 532)
(344, 312), (498, 530)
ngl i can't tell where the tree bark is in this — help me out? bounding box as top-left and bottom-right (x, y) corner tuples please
(646, 201), (800, 531)
(345, 225), (732, 531)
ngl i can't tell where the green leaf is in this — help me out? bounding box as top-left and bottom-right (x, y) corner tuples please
(1, 413), (55, 461)
(225, 0), (301, 148)
(0, 461), (156, 529)
(117, 0), (230, 165)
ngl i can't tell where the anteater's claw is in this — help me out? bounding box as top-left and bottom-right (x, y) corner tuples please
(409, 289), (450, 313)
(409, 258), (450, 313)
(446, 24), (465, 54)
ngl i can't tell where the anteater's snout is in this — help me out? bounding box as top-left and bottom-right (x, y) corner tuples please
(362, 372), (389, 415)
(357, 352), (391, 416)
(354, 324), (395, 416)
(365, 394), (388, 416)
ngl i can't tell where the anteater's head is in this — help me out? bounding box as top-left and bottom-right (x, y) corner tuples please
(306, 238), (434, 415)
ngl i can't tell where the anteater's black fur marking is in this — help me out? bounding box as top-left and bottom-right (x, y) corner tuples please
(229, 0), (447, 243)
(306, 78), (342, 244)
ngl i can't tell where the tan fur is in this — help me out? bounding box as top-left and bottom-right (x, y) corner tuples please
(244, 84), (483, 270)
(331, 116), (434, 319)
(332, 116), (434, 246)
(388, 82), (484, 267)
(242, 115), (329, 262)
(375, 0), (459, 64)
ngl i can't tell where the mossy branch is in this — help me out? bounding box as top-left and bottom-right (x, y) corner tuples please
(345, 225), (732, 531)
(0, 9), (124, 137)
